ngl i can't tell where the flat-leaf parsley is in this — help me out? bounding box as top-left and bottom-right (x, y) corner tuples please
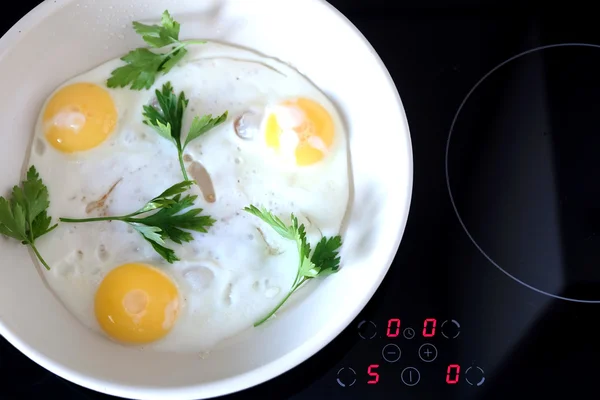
(244, 205), (343, 326)
(60, 181), (215, 263)
(0, 166), (57, 270)
(142, 82), (228, 181)
(107, 10), (207, 90)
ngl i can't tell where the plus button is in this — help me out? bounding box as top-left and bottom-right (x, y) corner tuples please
(418, 343), (438, 362)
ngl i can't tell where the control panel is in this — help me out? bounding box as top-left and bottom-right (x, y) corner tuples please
(333, 317), (485, 395)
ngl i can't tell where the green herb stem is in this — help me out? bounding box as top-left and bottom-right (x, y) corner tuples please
(254, 277), (307, 327)
(160, 40), (207, 67)
(30, 243), (51, 271)
(169, 39), (206, 54)
(182, 39), (208, 46)
(60, 216), (121, 223)
(165, 40), (208, 54)
(59, 211), (144, 224)
(178, 151), (189, 181)
(164, 42), (186, 57)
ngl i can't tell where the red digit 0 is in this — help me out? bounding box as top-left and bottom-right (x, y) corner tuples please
(423, 318), (437, 337)
(367, 364), (380, 384)
(446, 364), (460, 384)
(386, 318), (401, 337)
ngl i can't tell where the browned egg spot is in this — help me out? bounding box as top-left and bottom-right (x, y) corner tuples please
(256, 227), (282, 255)
(86, 178), (122, 214)
(188, 161), (216, 203)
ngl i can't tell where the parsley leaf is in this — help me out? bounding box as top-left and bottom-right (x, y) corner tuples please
(132, 10), (181, 48)
(310, 236), (342, 276)
(244, 205), (343, 326)
(143, 82), (228, 181)
(0, 166), (57, 270)
(107, 10), (206, 90)
(142, 82), (187, 146)
(184, 113), (229, 148)
(107, 49), (167, 91)
(60, 180), (215, 264)
(244, 204), (296, 240)
(136, 180), (191, 213)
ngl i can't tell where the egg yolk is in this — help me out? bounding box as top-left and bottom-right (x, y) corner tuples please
(43, 82), (117, 153)
(265, 98), (334, 166)
(95, 263), (180, 344)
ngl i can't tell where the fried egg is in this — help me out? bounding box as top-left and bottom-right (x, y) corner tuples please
(27, 42), (350, 352)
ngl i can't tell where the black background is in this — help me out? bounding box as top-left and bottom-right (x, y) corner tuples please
(2, 0), (600, 399)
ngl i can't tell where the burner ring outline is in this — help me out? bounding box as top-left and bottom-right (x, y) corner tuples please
(445, 42), (600, 303)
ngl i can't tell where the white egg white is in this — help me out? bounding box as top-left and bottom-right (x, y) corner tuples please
(28, 42), (350, 353)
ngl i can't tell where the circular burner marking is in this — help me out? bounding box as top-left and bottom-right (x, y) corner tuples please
(446, 43), (600, 303)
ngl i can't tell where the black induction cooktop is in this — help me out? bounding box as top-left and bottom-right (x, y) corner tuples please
(2, 1), (599, 399)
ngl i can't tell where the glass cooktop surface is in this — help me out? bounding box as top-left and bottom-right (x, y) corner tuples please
(1, 1), (599, 399)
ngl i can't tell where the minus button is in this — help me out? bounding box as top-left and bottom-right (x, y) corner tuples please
(382, 343), (402, 363)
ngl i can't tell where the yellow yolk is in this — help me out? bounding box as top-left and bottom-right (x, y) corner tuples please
(95, 263), (180, 344)
(43, 82), (117, 153)
(265, 98), (334, 166)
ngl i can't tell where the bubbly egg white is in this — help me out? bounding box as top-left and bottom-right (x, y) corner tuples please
(27, 42), (350, 353)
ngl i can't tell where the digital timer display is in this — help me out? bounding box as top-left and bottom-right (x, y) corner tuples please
(367, 364), (379, 384)
(446, 364), (461, 384)
(423, 318), (436, 337)
(350, 317), (479, 388)
(363, 364), (463, 385)
(386, 318), (401, 337)
(385, 318), (437, 338)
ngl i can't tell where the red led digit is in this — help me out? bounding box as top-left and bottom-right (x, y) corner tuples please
(446, 364), (460, 384)
(423, 318), (437, 337)
(386, 318), (401, 337)
(367, 364), (380, 384)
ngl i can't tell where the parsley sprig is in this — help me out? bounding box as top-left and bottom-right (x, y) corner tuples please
(107, 10), (206, 90)
(244, 205), (343, 326)
(143, 82), (228, 181)
(0, 166), (57, 270)
(60, 181), (215, 263)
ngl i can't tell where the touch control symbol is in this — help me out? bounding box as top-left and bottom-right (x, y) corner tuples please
(382, 343), (402, 363)
(441, 319), (461, 339)
(403, 327), (415, 339)
(336, 367), (357, 387)
(401, 367), (420, 386)
(465, 366), (485, 386)
(357, 320), (377, 339)
(418, 343), (438, 362)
